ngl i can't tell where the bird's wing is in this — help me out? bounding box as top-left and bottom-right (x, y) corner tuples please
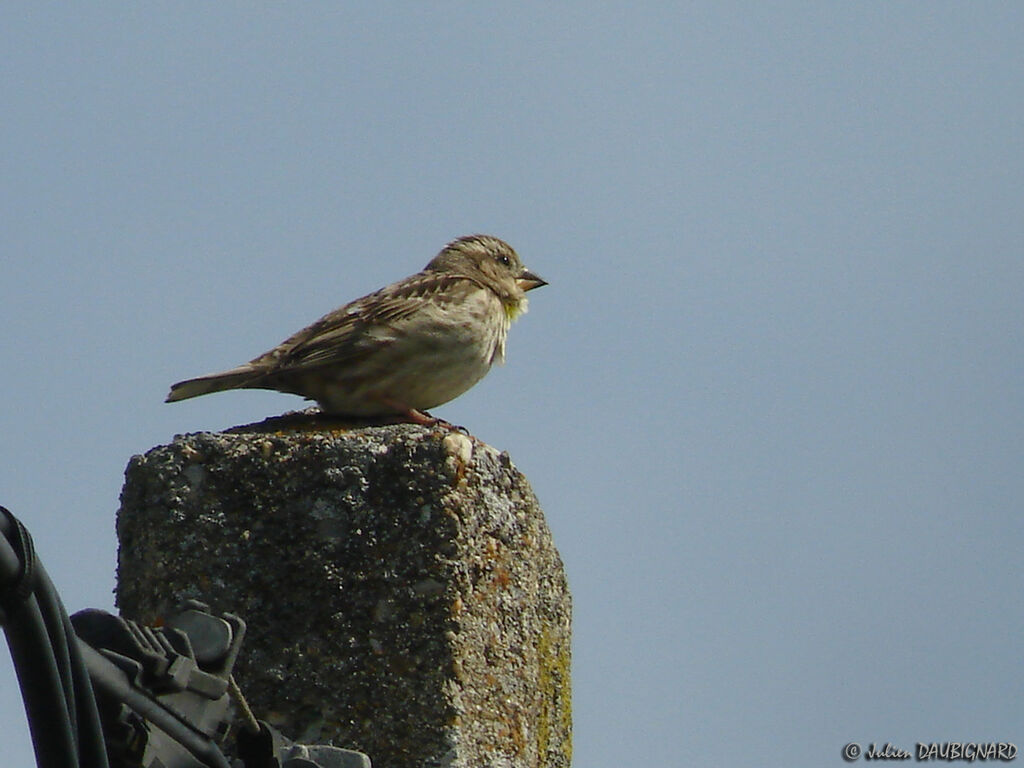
(251, 271), (483, 372)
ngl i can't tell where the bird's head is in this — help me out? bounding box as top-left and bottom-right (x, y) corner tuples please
(427, 234), (547, 318)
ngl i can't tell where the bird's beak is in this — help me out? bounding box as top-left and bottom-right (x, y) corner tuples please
(517, 269), (548, 292)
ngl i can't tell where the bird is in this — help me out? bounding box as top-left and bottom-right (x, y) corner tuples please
(165, 234), (546, 424)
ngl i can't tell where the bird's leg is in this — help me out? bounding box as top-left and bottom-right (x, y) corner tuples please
(374, 396), (439, 426)
(403, 408), (439, 426)
(414, 411), (471, 435)
(372, 397), (470, 432)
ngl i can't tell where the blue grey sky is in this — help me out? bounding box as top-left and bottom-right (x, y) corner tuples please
(2, 4), (1022, 765)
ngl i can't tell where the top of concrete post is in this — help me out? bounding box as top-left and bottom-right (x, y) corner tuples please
(117, 415), (571, 768)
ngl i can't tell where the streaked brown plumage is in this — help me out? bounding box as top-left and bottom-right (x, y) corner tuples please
(166, 234), (546, 422)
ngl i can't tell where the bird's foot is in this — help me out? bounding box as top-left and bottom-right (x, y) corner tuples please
(403, 407), (439, 426)
(370, 398), (471, 434)
(404, 410), (470, 435)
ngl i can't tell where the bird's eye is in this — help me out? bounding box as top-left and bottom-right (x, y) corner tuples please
(498, 254), (511, 266)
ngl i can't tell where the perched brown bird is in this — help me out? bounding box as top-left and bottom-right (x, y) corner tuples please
(166, 234), (546, 423)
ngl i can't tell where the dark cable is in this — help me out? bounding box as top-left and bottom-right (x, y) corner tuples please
(0, 507), (110, 768)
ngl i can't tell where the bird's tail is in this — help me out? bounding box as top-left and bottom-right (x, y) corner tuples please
(165, 365), (264, 403)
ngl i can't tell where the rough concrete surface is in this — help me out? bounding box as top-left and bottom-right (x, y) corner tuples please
(116, 414), (571, 768)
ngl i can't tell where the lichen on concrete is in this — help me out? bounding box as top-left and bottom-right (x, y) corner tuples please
(116, 414), (571, 768)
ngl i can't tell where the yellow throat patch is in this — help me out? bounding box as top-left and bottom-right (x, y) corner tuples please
(505, 296), (528, 321)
